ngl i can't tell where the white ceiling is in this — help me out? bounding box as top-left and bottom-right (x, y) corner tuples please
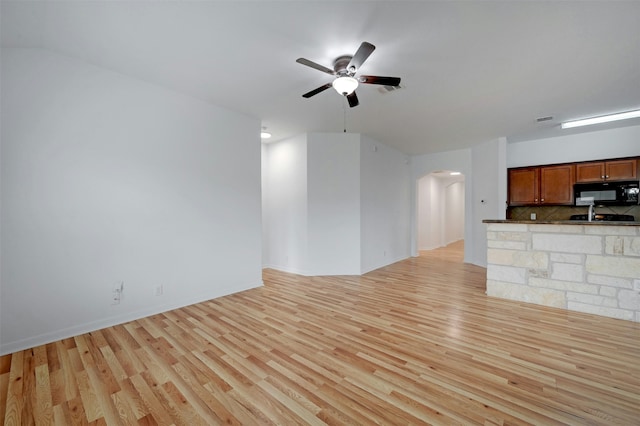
(2, 1), (640, 155)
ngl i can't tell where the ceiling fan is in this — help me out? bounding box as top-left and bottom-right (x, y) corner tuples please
(296, 42), (401, 108)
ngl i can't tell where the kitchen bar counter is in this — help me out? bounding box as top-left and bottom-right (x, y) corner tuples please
(484, 219), (639, 226)
(483, 220), (640, 322)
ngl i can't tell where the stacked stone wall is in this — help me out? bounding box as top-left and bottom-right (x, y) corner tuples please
(486, 223), (640, 322)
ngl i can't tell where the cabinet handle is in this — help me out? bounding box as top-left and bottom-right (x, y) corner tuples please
(601, 175), (605, 179)
(605, 175), (609, 178)
(541, 198), (544, 202)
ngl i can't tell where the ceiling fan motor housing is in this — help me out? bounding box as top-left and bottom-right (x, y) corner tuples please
(333, 55), (355, 75)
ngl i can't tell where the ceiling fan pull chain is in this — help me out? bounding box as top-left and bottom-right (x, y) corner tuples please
(343, 98), (347, 133)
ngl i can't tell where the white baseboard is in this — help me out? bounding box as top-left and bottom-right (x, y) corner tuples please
(0, 280), (263, 356)
(361, 255), (409, 274)
(262, 263), (314, 276)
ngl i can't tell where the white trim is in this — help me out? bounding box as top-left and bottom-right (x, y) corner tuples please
(0, 280), (263, 356)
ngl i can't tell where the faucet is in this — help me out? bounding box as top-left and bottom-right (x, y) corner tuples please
(588, 204), (595, 222)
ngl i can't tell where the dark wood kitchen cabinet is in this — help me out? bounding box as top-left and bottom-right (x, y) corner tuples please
(508, 167), (539, 205)
(540, 164), (575, 204)
(508, 164), (575, 206)
(576, 159), (637, 182)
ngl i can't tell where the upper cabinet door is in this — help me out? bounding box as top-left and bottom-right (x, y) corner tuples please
(576, 159), (637, 182)
(508, 167), (539, 205)
(540, 164), (575, 204)
(576, 162), (606, 182)
(605, 159), (637, 181)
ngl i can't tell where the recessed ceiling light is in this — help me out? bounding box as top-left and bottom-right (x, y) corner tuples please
(260, 127), (272, 139)
(561, 109), (640, 129)
(450, 172), (461, 176)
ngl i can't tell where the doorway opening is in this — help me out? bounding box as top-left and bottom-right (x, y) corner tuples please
(416, 171), (465, 257)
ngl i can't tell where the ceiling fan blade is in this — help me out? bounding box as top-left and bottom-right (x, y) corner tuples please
(296, 58), (336, 75)
(347, 42), (375, 73)
(358, 75), (401, 86)
(302, 83), (333, 98)
(347, 91), (359, 108)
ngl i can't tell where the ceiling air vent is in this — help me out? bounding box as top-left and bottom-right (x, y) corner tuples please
(536, 116), (553, 123)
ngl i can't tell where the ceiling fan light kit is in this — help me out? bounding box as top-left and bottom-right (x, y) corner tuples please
(296, 41), (401, 108)
(332, 76), (358, 95)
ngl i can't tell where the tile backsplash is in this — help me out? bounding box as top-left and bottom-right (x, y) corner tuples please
(507, 205), (640, 221)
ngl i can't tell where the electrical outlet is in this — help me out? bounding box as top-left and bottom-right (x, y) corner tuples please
(154, 285), (163, 296)
(112, 281), (124, 305)
(530, 213), (537, 220)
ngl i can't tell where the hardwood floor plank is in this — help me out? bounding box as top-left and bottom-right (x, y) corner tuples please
(116, 377), (149, 421)
(158, 380), (204, 425)
(4, 352), (23, 426)
(33, 364), (54, 425)
(64, 395), (89, 425)
(129, 373), (175, 426)
(99, 345), (128, 383)
(52, 340), (79, 404)
(66, 346), (84, 374)
(21, 349), (35, 425)
(74, 369), (103, 423)
(52, 403), (69, 426)
(2, 241), (639, 424)
(173, 359), (241, 425)
(0, 353), (11, 423)
(314, 382), (386, 425)
(109, 388), (140, 424)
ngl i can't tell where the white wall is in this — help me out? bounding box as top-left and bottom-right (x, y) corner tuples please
(417, 175), (440, 250)
(261, 135), (309, 274)
(444, 180), (465, 244)
(307, 133), (361, 275)
(262, 133), (411, 276)
(470, 138), (507, 267)
(0, 48), (263, 355)
(508, 125), (640, 167)
(360, 135), (411, 274)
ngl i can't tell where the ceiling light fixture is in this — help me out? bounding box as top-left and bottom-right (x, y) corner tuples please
(260, 127), (272, 139)
(450, 172), (461, 176)
(332, 76), (358, 96)
(561, 109), (640, 129)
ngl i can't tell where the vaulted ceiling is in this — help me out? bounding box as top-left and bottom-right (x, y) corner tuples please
(2, 1), (639, 155)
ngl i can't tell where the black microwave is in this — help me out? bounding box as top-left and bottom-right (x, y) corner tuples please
(574, 181), (640, 206)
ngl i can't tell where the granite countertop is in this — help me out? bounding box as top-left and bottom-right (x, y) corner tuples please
(483, 219), (640, 226)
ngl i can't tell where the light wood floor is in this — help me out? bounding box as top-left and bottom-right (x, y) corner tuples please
(2, 241), (640, 425)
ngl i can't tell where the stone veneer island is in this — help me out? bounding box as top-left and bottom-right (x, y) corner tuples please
(483, 220), (640, 322)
